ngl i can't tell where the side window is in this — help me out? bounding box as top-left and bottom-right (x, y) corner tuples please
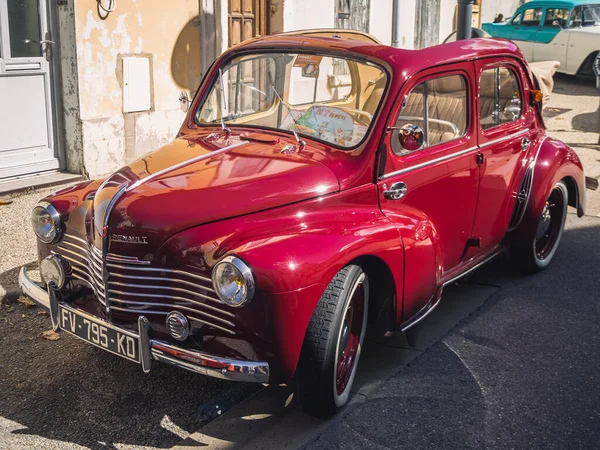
(545, 8), (569, 27)
(392, 74), (467, 155)
(569, 7), (582, 27)
(522, 8), (543, 26)
(511, 12), (523, 24)
(479, 67), (522, 131)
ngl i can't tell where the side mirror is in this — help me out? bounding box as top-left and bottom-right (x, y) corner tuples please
(398, 124), (425, 151)
(552, 19), (562, 28)
(179, 91), (190, 113)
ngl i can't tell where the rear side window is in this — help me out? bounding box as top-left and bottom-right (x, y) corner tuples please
(392, 74), (467, 155)
(545, 8), (569, 27)
(479, 67), (522, 131)
(522, 8), (543, 26)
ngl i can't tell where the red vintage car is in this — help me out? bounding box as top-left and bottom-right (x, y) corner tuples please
(20, 31), (586, 418)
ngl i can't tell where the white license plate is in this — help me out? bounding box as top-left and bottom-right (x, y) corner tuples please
(58, 305), (140, 363)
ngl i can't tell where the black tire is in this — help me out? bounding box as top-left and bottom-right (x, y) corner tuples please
(509, 181), (568, 274)
(577, 51), (599, 78)
(296, 265), (369, 418)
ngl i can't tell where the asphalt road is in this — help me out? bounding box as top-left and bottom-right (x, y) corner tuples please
(307, 214), (600, 449)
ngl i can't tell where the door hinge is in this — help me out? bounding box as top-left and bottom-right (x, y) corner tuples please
(476, 153), (484, 165)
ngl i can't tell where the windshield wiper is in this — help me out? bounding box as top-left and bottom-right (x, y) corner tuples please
(268, 71), (305, 147)
(218, 68), (231, 135)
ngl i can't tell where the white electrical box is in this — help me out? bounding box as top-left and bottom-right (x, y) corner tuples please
(122, 56), (151, 113)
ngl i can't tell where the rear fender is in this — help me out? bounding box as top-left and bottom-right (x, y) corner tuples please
(518, 137), (585, 236)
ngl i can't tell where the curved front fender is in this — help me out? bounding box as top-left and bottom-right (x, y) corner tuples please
(160, 184), (404, 380)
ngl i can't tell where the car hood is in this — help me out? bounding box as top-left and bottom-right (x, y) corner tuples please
(91, 132), (340, 254)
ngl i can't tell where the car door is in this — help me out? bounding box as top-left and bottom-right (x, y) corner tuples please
(511, 7), (543, 61)
(469, 58), (537, 257)
(533, 7), (570, 65)
(377, 64), (479, 323)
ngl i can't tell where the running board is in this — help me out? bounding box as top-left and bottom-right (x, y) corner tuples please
(400, 247), (504, 332)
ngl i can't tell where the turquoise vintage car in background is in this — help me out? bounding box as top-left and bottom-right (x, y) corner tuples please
(483, 0), (600, 76)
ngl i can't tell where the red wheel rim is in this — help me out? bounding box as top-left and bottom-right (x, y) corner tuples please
(335, 282), (365, 396)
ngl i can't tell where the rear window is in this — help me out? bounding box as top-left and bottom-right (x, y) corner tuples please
(479, 67), (522, 131)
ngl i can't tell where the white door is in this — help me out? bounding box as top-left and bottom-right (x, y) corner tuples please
(0, 0), (58, 179)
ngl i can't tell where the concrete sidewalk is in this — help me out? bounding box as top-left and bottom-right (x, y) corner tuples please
(544, 74), (600, 217)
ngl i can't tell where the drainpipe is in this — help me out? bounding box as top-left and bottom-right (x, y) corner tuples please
(456, 0), (474, 40)
(392, 0), (401, 48)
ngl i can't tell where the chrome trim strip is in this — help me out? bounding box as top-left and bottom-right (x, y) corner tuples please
(150, 341), (269, 382)
(109, 272), (216, 294)
(109, 280), (218, 303)
(400, 247), (504, 332)
(106, 254), (151, 265)
(478, 129), (528, 149)
(127, 141), (249, 192)
(379, 145), (479, 180)
(400, 289), (443, 332)
(110, 306), (236, 335)
(64, 234), (90, 247)
(107, 297), (234, 323)
(108, 287), (233, 318)
(107, 262), (213, 284)
(138, 316), (152, 373)
(442, 247), (504, 286)
(506, 135), (546, 232)
(108, 288), (227, 314)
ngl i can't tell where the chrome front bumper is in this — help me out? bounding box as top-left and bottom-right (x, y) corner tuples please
(18, 267), (269, 383)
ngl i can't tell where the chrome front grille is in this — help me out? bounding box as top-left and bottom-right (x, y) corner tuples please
(56, 235), (106, 306)
(55, 233), (235, 335)
(106, 263), (236, 335)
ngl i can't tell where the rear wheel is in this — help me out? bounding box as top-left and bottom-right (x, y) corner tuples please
(509, 181), (568, 273)
(296, 265), (369, 418)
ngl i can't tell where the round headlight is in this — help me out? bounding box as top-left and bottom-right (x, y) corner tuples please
(31, 201), (61, 244)
(212, 256), (255, 307)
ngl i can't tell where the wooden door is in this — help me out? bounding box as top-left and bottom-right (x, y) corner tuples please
(228, 0), (269, 47)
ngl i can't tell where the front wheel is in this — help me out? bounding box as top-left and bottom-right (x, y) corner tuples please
(296, 265), (369, 418)
(509, 181), (568, 273)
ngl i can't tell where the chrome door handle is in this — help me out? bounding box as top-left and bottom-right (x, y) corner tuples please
(383, 182), (407, 200)
(521, 137), (531, 151)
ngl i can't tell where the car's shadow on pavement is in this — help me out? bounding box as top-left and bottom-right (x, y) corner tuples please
(1, 216), (598, 449)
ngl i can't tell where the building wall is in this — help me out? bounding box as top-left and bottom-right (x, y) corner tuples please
(59, 0), (203, 179)
(56, 0), (524, 180)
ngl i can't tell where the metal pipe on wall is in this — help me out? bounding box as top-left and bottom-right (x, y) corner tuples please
(392, 0), (401, 48)
(456, 0), (474, 40)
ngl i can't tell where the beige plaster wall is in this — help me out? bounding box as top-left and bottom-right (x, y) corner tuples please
(70, 0), (203, 178)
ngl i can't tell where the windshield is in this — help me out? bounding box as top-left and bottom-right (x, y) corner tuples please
(570, 5), (600, 26)
(195, 52), (388, 149)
